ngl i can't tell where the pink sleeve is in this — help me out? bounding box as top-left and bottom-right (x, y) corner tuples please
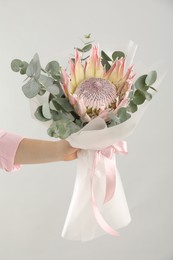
(0, 129), (24, 172)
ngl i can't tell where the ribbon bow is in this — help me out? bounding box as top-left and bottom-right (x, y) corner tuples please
(90, 141), (128, 236)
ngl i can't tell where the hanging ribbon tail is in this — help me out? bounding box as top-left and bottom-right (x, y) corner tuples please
(90, 141), (128, 236)
(103, 156), (116, 204)
(90, 153), (119, 237)
(91, 186), (119, 237)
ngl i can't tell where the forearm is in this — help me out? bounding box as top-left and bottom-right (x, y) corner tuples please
(14, 138), (77, 164)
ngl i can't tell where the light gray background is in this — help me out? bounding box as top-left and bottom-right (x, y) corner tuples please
(0, 0), (172, 259)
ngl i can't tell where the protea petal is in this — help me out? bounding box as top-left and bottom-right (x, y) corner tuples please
(68, 93), (77, 106)
(69, 93), (91, 122)
(99, 109), (110, 121)
(85, 59), (95, 79)
(118, 58), (125, 78)
(85, 45), (99, 79)
(75, 50), (85, 86)
(61, 69), (71, 96)
(81, 113), (91, 122)
(95, 58), (104, 78)
(106, 60), (121, 85)
(69, 59), (77, 91)
(123, 65), (134, 82)
(120, 81), (132, 101)
(103, 59), (118, 80)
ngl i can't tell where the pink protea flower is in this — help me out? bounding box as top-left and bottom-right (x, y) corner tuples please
(61, 45), (135, 122)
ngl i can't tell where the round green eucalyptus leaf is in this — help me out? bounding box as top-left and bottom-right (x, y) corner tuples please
(49, 100), (57, 111)
(54, 97), (74, 112)
(26, 53), (41, 79)
(51, 99), (62, 111)
(76, 44), (92, 53)
(47, 118), (80, 139)
(134, 75), (147, 90)
(46, 84), (60, 95)
(112, 51), (125, 61)
(45, 61), (60, 78)
(42, 103), (52, 119)
(20, 61), (28, 75)
(50, 110), (61, 121)
(144, 91), (152, 101)
(145, 71), (157, 85)
(117, 107), (131, 123)
(75, 119), (83, 127)
(141, 85), (149, 91)
(11, 59), (22, 72)
(38, 88), (46, 96)
(127, 101), (138, 113)
(22, 79), (40, 98)
(82, 43), (92, 52)
(34, 106), (49, 122)
(39, 75), (54, 87)
(133, 90), (146, 105)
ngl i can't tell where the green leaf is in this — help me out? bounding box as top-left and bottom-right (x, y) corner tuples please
(82, 44), (92, 52)
(133, 90), (146, 105)
(45, 61), (61, 78)
(75, 119), (83, 127)
(51, 99), (62, 111)
(134, 75), (147, 90)
(34, 106), (50, 122)
(42, 103), (52, 119)
(38, 75), (60, 95)
(84, 33), (91, 39)
(49, 100), (57, 111)
(112, 51), (125, 61)
(108, 112), (120, 126)
(46, 84), (60, 95)
(47, 118), (80, 139)
(143, 91), (152, 101)
(50, 110), (61, 121)
(22, 79), (40, 98)
(101, 59), (111, 71)
(11, 59), (23, 72)
(127, 101), (138, 113)
(11, 59), (29, 75)
(145, 71), (157, 85)
(20, 61), (28, 75)
(54, 97), (74, 112)
(149, 86), (157, 92)
(101, 50), (112, 61)
(26, 53), (41, 79)
(76, 43), (92, 53)
(81, 55), (90, 61)
(38, 88), (46, 96)
(117, 107), (131, 123)
(39, 75), (54, 87)
(128, 88), (134, 99)
(101, 51), (112, 71)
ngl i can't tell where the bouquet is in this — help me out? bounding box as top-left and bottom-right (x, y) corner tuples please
(11, 35), (159, 241)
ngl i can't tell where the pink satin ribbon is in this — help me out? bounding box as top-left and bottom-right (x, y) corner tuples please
(90, 141), (128, 236)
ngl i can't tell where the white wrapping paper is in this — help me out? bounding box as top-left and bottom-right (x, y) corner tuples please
(62, 107), (146, 241)
(62, 150), (131, 241)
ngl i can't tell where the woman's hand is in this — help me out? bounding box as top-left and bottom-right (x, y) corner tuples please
(58, 140), (79, 161)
